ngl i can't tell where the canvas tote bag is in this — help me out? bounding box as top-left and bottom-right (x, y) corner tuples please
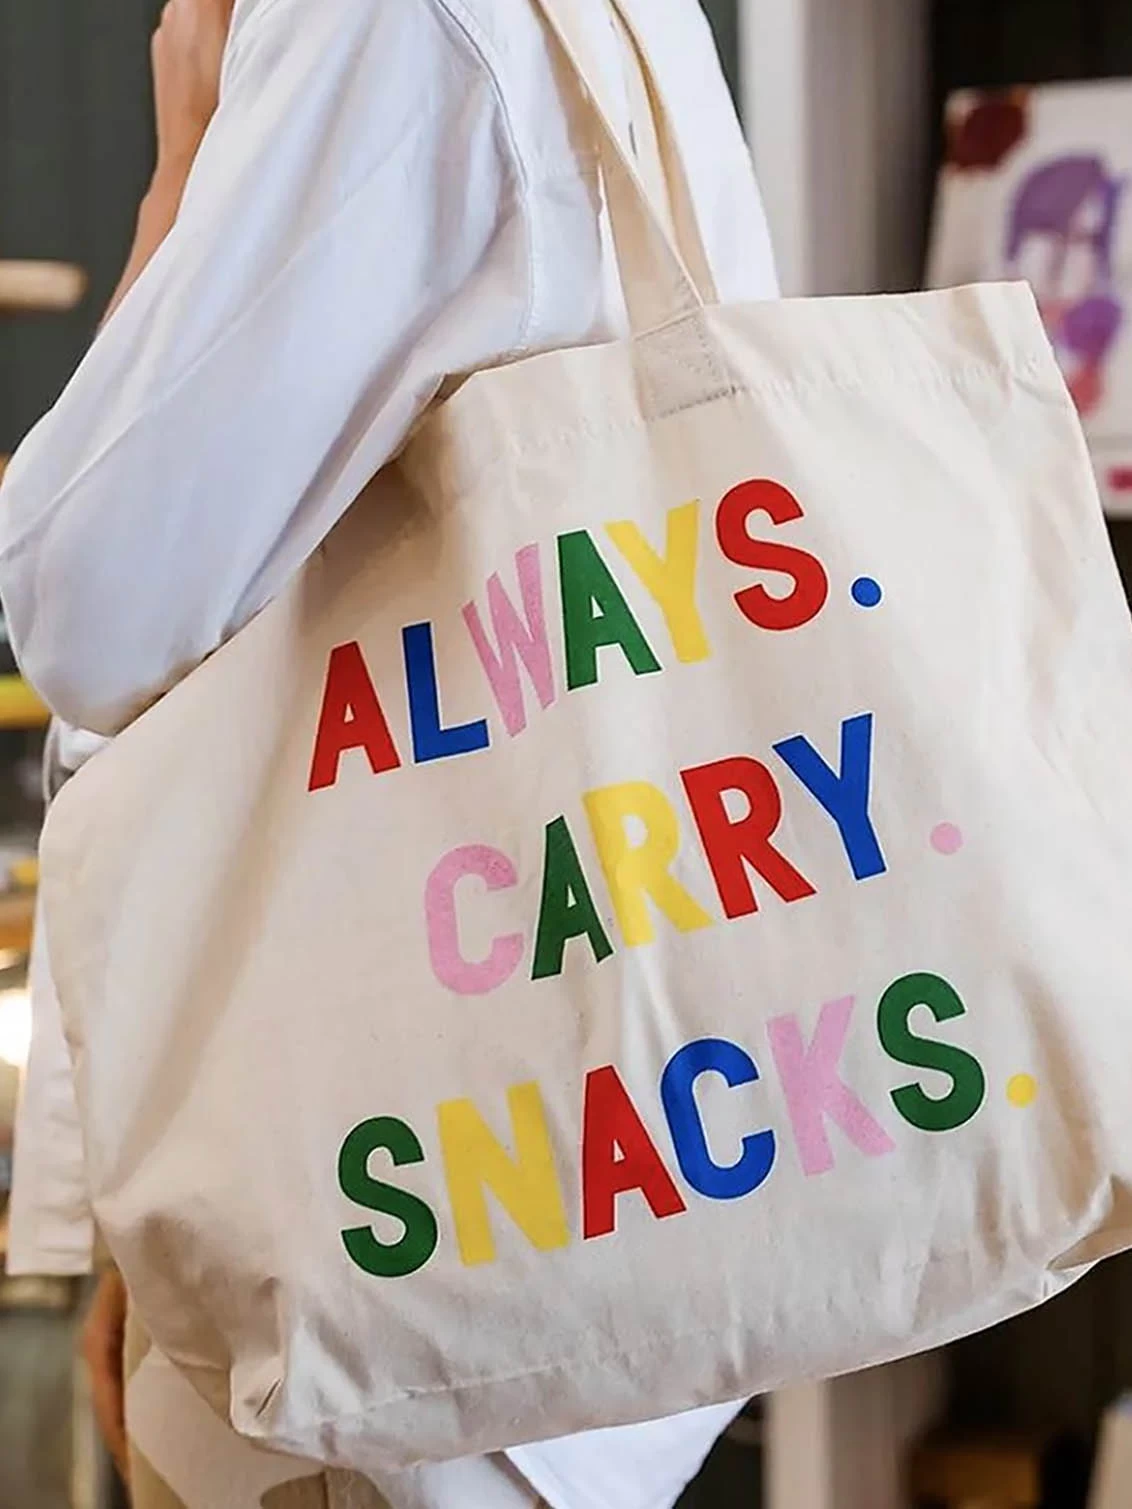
(39, 0), (1132, 1477)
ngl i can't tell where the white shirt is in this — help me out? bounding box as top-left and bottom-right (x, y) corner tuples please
(1, 0), (778, 1504)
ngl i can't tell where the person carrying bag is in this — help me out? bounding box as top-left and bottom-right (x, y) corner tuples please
(7, 0), (1132, 1501)
(4, 0), (768, 1502)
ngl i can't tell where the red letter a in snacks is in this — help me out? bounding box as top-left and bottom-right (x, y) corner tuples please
(308, 641), (402, 792)
(582, 1065), (687, 1239)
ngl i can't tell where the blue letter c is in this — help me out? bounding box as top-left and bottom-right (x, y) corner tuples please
(660, 1038), (776, 1200)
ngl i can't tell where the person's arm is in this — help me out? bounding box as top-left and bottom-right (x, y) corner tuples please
(105, 0), (233, 324)
(103, 174), (184, 329)
(82, 1268), (131, 1482)
(0, 0), (526, 737)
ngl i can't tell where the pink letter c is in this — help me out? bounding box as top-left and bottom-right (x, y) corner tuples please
(425, 845), (523, 995)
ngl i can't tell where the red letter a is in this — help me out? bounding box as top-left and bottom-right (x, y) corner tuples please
(582, 1065), (686, 1239)
(308, 641), (402, 792)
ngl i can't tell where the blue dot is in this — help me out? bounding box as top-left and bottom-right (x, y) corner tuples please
(851, 577), (883, 609)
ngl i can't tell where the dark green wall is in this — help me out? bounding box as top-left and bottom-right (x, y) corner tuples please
(933, 0), (1132, 88)
(700, 0), (741, 108)
(0, 0), (164, 452)
(932, 0), (1132, 159)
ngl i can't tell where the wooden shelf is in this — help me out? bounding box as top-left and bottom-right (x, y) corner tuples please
(0, 260), (86, 313)
(0, 678), (47, 731)
(0, 1272), (75, 1310)
(911, 1433), (1043, 1509)
(0, 892), (34, 953)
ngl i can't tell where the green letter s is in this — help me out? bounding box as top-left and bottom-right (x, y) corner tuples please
(878, 973), (986, 1132)
(338, 1117), (440, 1278)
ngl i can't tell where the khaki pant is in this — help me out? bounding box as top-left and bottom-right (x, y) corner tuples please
(124, 1310), (389, 1509)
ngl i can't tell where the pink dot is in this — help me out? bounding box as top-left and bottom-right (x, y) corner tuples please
(931, 823), (964, 856)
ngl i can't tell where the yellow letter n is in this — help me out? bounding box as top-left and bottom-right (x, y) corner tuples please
(438, 1082), (570, 1267)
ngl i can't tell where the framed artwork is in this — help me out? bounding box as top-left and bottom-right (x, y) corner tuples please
(928, 80), (1132, 515)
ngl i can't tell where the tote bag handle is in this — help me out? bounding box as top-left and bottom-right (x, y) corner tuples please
(532, 0), (721, 335)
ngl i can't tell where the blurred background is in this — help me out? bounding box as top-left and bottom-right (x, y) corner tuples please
(1, 1), (1131, 1506)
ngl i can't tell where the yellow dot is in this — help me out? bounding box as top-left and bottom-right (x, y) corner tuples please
(1007, 1074), (1037, 1108)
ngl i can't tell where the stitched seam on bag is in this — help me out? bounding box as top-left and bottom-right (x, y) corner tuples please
(248, 1287), (972, 1424)
(245, 1213), (1128, 1437)
(413, 352), (1053, 509)
(643, 376), (739, 423)
(463, 357), (1050, 473)
(532, 351), (1053, 441)
(162, 1217), (1130, 1452)
(256, 1332), (720, 1443)
(635, 313), (739, 421)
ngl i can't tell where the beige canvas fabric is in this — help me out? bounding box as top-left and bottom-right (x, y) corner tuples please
(125, 1310), (392, 1509)
(41, 0), (1132, 1485)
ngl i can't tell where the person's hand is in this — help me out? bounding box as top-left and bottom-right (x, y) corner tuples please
(151, 0), (235, 180)
(81, 1268), (130, 1482)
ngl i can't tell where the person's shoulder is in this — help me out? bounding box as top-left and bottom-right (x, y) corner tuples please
(222, 0), (504, 80)
(219, 0), (528, 152)
(427, 0), (602, 190)
(223, 0), (533, 63)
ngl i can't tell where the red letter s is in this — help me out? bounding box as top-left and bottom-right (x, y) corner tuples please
(715, 479), (829, 631)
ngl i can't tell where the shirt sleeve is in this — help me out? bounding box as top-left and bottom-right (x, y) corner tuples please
(0, 0), (528, 736)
